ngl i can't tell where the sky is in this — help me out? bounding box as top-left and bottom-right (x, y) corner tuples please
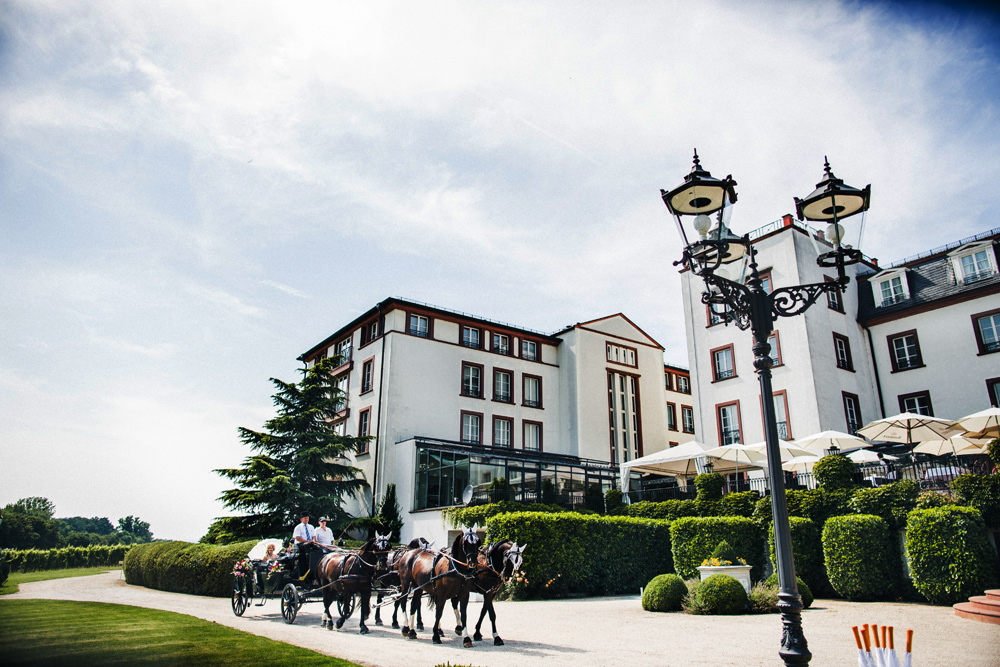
(1, 0), (999, 542)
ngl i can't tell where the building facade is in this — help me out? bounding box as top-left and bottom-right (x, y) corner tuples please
(682, 217), (1000, 449)
(299, 298), (677, 544)
(663, 363), (696, 447)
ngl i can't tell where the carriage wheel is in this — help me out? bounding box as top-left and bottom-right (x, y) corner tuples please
(231, 576), (248, 617)
(281, 584), (300, 624)
(337, 592), (356, 619)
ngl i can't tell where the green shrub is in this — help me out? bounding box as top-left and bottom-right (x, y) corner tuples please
(717, 491), (759, 518)
(123, 540), (255, 597)
(822, 514), (895, 600)
(813, 455), (855, 490)
(754, 489), (853, 529)
(670, 516), (765, 581)
(914, 491), (956, 510)
(768, 516), (828, 595)
(905, 505), (999, 605)
(4, 544), (132, 573)
(708, 539), (745, 565)
(689, 573), (747, 614)
(747, 582), (779, 613)
(442, 501), (565, 528)
(694, 473), (725, 501)
(950, 474), (1000, 528)
(604, 489), (625, 515)
(764, 573), (813, 609)
(641, 573), (686, 612)
(485, 512), (672, 599)
(987, 437), (1000, 469)
(850, 480), (919, 530)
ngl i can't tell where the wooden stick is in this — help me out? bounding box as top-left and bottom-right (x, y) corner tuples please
(872, 624), (881, 648)
(888, 626), (895, 649)
(862, 624), (871, 652)
(906, 629), (914, 653)
(852, 626), (864, 650)
(881, 625), (887, 650)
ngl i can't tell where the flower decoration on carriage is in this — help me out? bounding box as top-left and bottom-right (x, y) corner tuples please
(268, 559), (285, 575)
(232, 558), (253, 578)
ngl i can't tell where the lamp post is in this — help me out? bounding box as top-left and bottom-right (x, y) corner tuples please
(661, 151), (870, 667)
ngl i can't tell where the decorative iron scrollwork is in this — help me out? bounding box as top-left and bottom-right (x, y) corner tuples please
(771, 281), (844, 319)
(701, 274), (752, 330)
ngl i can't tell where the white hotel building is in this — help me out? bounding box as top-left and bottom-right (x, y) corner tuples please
(299, 297), (684, 544)
(683, 217), (1000, 450)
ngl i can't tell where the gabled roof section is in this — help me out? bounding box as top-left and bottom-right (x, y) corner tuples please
(557, 313), (664, 350)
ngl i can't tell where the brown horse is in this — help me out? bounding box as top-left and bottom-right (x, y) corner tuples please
(398, 527), (480, 646)
(317, 532), (391, 634)
(374, 537), (432, 629)
(469, 540), (524, 645)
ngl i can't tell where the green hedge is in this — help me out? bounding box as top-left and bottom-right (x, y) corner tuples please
(124, 540), (256, 597)
(905, 505), (999, 605)
(753, 489), (853, 529)
(624, 492), (758, 523)
(849, 480), (919, 530)
(485, 512), (672, 599)
(950, 474), (1000, 528)
(443, 501), (567, 528)
(822, 514), (896, 600)
(768, 517), (828, 595)
(3, 545), (133, 572)
(670, 516), (766, 581)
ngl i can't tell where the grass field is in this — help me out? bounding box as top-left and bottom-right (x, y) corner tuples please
(1, 567), (119, 595)
(0, 599), (363, 666)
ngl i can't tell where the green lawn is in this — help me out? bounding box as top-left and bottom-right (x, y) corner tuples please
(0, 599), (362, 666)
(1, 567), (118, 595)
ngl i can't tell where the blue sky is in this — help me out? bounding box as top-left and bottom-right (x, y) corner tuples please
(2, 1), (998, 541)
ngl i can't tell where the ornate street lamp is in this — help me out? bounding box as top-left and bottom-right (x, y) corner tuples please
(661, 151), (870, 667)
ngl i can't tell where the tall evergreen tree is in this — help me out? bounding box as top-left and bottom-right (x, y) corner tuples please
(214, 357), (369, 539)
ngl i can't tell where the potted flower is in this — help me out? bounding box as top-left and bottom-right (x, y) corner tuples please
(696, 540), (752, 595)
(231, 558), (253, 578)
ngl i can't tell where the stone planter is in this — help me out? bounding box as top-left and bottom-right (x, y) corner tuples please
(697, 564), (752, 595)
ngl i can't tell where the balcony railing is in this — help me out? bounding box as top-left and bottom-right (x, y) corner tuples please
(879, 293), (906, 307)
(776, 421), (789, 440)
(715, 368), (735, 380)
(523, 398), (541, 408)
(963, 270), (993, 285)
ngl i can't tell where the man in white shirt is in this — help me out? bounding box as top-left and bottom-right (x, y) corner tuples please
(315, 517), (334, 547)
(292, 512), (315, 577)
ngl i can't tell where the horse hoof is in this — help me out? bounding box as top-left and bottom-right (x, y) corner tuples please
(392, 621), (399, 629)
(335, 619), (345, 629)
(360, 626), (369, 635)
(494, 637), (505, 646)
(417, 622), (424, 631)
(464, 638), (473, 648)
(473, 632), (483, 641)
(433, 634), (442, 645)
(455, 625), (463, 635)
(407, 630), (417, 640)
(375, 619), (382, 626)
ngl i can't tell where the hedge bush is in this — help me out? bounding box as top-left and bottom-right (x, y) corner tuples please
(754, 488), (853, 529)
(717, 491), (759, 518)
(905, 505), (999, 605)
(485, 512), (672, 599)
(4, 544), (133, 572)
(822, 514), (896, 600)
(604, 489), (625, 515)
(950, 474), (1000, 528)
(694, 473), (725, 501)
(814, 455), (855, 490)
(641, 573), (686, 612)
(443, 501), (566, 528)
(670, 516), (765, 581)
(849, 480), (919, 530)
(768, 516), (828, 595)
(690, 573), (747, 614)
(764, 573), (814, 609)
(625, 499), (709, 520)
(123, 540), (256, 597)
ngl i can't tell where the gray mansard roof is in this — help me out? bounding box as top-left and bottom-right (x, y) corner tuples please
(857, 229), (1000, 325)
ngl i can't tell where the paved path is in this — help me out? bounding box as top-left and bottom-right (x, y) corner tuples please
(7, 572), (1000, 666)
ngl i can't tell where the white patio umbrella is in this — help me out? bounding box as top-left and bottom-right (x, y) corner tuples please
(702, 444), (768, 465)
(742, 440), (814, 461)
(782, 455), (821, 473)
(793, 429), (870, 454)
(912, 435), (990, 457)
(846, 449), (899, 463)
(952, 406), (1000, 438)
(618, 440), (719, 489)
(855, 412), (959, 445)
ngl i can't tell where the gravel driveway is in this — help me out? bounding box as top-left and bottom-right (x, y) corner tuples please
(8, 572), (1000, 667)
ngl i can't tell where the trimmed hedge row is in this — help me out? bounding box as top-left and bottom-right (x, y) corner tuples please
(906, 505), (999, 605)
(485, 512), (672, 598)
(124, 540), (256, 597)
(624, 492), (759, 522)
(950, 474), (1000, 528)
(822, 514), (897, 600)
(670, 516), (766, 581)
(3, 544), (133, 572)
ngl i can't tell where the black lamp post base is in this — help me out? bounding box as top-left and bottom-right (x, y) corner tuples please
(778, 593), (811, 666)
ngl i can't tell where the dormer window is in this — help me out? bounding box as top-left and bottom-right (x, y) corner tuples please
(872, 269), (909, 308)
(949, 242), (997, 285)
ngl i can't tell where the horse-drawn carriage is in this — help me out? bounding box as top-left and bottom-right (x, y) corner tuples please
(231, 530), (526, 646)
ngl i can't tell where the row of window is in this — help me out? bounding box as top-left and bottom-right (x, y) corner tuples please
(710, 333), (782, 381)
(460, 412), (542, 450)
(716, 391), (793, 445)
(407, 312), (543, 361)
(461, 362), (543, 407)
(873, 245), (998, 309)
(664, 369), (691, 394)
(666, 403), (696, 434)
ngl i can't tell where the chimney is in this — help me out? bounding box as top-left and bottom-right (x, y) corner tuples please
(781, 214), (793, 227)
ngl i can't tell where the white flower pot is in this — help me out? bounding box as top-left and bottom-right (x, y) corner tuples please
(697, 564), (752, 595)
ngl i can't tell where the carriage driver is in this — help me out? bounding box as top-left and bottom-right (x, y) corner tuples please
(292, 511), (316, 578)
